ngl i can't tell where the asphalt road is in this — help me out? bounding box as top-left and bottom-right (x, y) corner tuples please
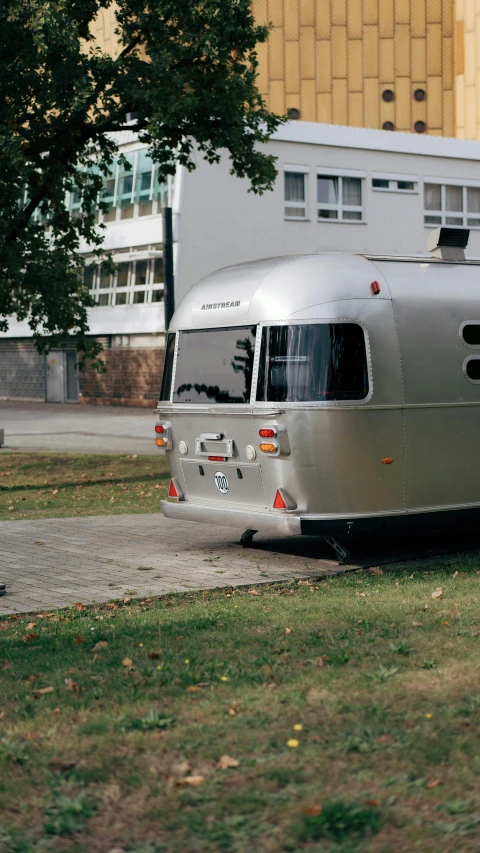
(0, 401), (157, 454)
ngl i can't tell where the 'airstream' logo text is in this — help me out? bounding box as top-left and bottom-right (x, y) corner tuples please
(201, 301), (241, 311)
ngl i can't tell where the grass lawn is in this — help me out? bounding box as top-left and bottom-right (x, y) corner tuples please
(0, 453), (170, 521)
(1, 560), (480, 852)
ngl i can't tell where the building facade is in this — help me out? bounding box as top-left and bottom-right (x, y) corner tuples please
(3, 122), (480, 406)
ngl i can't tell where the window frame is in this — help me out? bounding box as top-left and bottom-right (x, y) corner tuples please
(85, 252), (165, 307)
(371, 172), (418, 194)
(283, 165), (309, 221)
(253, 319), (372, 406)
(423, 180), (480, 229)
(316, 168), (366, 224)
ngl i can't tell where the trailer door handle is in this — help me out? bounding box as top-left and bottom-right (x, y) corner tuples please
(199, 433), (223, 441)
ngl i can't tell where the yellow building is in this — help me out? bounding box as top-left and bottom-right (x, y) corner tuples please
(92, 1), (480, 139)
(253, 0), (480, 140)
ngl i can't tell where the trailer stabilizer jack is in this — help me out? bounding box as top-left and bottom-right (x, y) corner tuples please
(325, 537), (350, 565)
(240, 529), (258, 548)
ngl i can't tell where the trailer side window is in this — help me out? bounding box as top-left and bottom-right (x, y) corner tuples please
(159, 333), (176, 401)
(462, 324), (480, 347)
(256, 323), (369, 403)
(464, 358), (480, 382)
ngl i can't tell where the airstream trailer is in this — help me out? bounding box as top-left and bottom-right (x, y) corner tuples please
(156, 227), (480, 559)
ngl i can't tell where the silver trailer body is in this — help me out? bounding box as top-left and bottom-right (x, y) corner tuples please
(156, 250), (480, 540)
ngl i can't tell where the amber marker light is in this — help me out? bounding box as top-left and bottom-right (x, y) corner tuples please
(259, 442), (277, 453)
(382, 457), (394, 464)
(155, 438), (166, 447)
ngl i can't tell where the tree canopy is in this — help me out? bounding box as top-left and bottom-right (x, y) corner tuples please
(0, 0), (282, 364)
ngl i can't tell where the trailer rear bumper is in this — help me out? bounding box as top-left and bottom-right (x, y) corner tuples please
(160, 500), (302, 535)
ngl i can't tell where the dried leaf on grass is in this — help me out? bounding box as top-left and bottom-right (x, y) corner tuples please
(431, 588), (443, 599)
(33, 686), (54, 696)
(217, 754), (240, 770)
(25, 622), (35, 630)
(184, 775), (205, 786)
(426, 778), (443, 789)
(302, 805), (322, 816)
(73, 636), (84, 645)
(186, 685), (202, 693)
(91, 641), (108, 653)
(64, 678), (80, 692)
(24, 633), (39, 642)
(121, 657), (133, 667)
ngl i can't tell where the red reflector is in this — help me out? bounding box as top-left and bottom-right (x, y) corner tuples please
(371, 280), (381, 295)
(155, 424), (165, 434)
(168, 479), (178, 498)
(273, 489), (288, 509)
(259, 428), (275, 438)
(208, 456), (225, 462)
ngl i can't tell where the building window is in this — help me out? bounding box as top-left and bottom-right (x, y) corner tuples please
(284, 171), (307, 219)
(98, 150), (172, 224)
(317, 175), (363, 222)
(424, 183), (480, 228)
(84, 252), (164, 306)
(372, 177), (417, 193)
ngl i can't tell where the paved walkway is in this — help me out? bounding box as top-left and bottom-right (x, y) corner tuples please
(0, 401), (156, 454)
(0, 514), (343, 614)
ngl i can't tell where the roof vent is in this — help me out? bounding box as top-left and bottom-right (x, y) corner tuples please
(428, 227), (470, 261)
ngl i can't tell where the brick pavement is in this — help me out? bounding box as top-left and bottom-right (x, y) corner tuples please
(0, 513), (344, 614)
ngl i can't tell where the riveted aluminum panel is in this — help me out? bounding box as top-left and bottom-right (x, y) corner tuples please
(181, 460), (268, 508)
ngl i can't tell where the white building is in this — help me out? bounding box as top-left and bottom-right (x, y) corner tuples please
(3, 122), (480, 405)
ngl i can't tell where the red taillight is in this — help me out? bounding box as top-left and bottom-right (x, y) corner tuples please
(259, 428), (275, 438)
(208, 456), (225, 462)
(371, 280), (381, 295)
(168, 479), (178, 498)
(273, 489), (288, 509)
(155, 424), (165, 434)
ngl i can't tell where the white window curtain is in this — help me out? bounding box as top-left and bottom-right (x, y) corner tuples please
(467, 187), (480, 214)
(424, 184), (441, 210)
(284, 172), (305, 203)
(342, 177), (362, 206)
(445, 185), (463, 212)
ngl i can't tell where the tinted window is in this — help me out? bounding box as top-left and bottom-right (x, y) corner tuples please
(462, 324), (480, 346)
(159, 333), (175, 400)
(256, 323), (369, 403)
(173, 326), (257, 403)
(466, 358), (480, 381)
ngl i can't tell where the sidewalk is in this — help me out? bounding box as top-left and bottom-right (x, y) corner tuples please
(0, 513), (342, 614)
(0, 401), (156, 454)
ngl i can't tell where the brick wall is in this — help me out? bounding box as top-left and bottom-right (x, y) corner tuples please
(79, 347), (165, 407)
(0, 340), (46, 400)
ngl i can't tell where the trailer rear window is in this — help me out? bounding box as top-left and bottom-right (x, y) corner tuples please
(172, 326), (257, 403)
(256, 323), (369, 403)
